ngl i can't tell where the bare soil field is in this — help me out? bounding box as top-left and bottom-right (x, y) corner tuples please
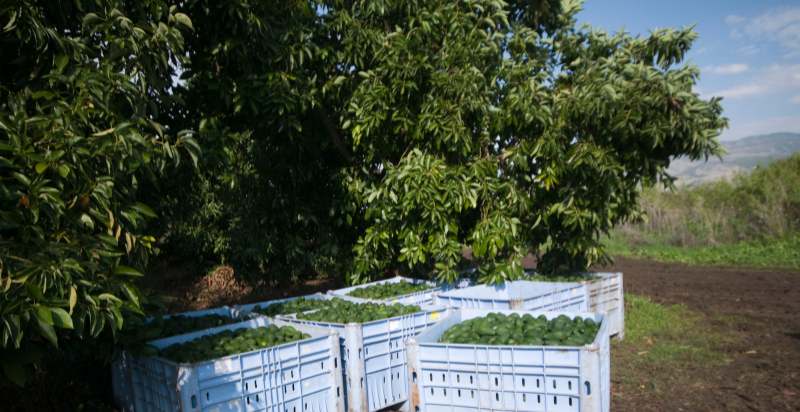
(606, 257), (800, 411)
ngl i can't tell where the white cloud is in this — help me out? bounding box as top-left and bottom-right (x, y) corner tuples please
(791, 95), (800, 104)
(731, 7), (800, 57)
(712, 84), (767, 99)
(703, 63), (749, 75)
(721, 115), (800, 141)
(708, 64), (800, 100)
(725, 15), (746, 25)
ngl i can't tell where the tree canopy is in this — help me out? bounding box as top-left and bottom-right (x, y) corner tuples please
(1, 0), (725, 385)
(162, 0), (724, 285)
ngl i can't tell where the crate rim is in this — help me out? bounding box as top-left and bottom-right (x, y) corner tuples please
(329, 275), (441, 302)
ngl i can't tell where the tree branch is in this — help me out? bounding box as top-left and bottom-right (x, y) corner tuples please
(315, 108), (353, 164)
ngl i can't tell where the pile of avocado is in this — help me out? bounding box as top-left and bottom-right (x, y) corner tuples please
(295, 298), (422, 323)
(440, 313), (599, 346)
(136, 314), (237, 341)
(252, 297), (329, 317)
(159, 325), (310, 363)
(346, 281), (431, 299)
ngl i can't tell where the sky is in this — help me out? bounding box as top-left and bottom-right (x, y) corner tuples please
(578, 0), (800, 141)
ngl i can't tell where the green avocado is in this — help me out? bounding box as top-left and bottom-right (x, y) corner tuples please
(439, 313), (599, 347)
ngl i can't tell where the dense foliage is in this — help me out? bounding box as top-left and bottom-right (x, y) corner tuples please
(0, 0), (197, 385)
(153, 0), (355, 282)
(616, 153), (800, 246)
(608, 153), (800, 268)
(339, 0), (725, 283)
(163, 0), (725, 286)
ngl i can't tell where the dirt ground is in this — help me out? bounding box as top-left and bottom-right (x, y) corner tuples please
(606, 257), (800, 412)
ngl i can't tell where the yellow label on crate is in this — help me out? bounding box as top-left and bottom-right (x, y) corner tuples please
(430, 312), (440, 321)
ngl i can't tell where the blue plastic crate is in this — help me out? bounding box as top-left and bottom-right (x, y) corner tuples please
(125, 317), (344, 412)
(233, 293), (330, 319)
(329, 276), (443, 306)
(433, 281), (589, 312)
(112, 306), (239, 411)
(407, 308), (610, 412)
(277, 306), (450, 412)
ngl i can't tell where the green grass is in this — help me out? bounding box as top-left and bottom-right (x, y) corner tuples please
(617, 294), (726, 366)
(605, 234), (800, 270)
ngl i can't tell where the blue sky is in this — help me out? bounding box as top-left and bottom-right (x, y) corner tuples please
(578, 0), (800, 141)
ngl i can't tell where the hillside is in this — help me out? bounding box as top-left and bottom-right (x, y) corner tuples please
(668, 132), (800, 185)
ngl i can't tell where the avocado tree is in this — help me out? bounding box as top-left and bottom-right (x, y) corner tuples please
(317, 0), (726, 283)
(0, 0), (196, 384)
(163, 0), (725, 286)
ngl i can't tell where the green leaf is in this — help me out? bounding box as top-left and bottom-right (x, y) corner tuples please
(2, 11), (17, 32)
(54, 54), (69, 74)
(98, 293), (122, 303)
(92, 127), (115, 137)
(34, 306), (53, 326)
(81, 12), (102, 27)
(34, 162), (47, 174)
(35, 317), (58, 348)
(121, 283), (140, 307)
(69, 287), (77, 314)
(131, 202), (157, 218)
(114, 265), (143, 277)
(12, 172), (30, 186)
(174, 12), (193, 30)
(79, 213), (94, 230)
(50, 308), (74, 330)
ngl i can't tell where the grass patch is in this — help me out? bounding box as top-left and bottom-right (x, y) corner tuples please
(605, 234), (800, 270)
(616, 293), (727, 367)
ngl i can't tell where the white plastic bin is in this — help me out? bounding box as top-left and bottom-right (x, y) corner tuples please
(125, 317), (344, 412)
(407, 308), (610, 412)
(277, 306), (449, 412)
(112, 306), (239, 411)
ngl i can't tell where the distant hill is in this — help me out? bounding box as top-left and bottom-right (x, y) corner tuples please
(668, 132), (800, 185)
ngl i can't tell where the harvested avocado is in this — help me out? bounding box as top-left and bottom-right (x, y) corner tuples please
(159, 325), (310, 363)
(295, 298), (422, 323)
(139, 314), (236, 340)
(439, 313), (599, 347)
(346, 281), (432, 299)
(252, 297), (329, 317)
